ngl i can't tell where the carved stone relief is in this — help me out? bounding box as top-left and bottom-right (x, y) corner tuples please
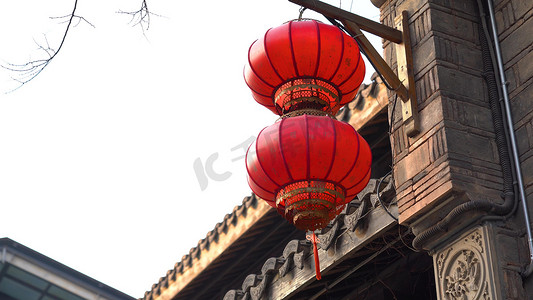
(444, 250), (481, 299)
(433, 227), (496, 300)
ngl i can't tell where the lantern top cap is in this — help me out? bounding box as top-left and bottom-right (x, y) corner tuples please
(283, 18), (322, 24)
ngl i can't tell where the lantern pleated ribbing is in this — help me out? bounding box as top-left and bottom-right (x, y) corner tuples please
(244, 20), (365, 115)
(245, 115), (372, 231)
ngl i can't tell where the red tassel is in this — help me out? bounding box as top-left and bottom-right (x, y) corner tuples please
(307, 232), (321, 280)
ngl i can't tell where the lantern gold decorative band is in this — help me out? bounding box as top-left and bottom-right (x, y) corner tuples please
(276, 180), (346, 231)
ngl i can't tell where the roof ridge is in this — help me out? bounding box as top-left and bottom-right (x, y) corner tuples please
(142, 194), (270, 300)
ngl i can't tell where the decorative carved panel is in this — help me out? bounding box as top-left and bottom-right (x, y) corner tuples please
(433, 227), (497, 300)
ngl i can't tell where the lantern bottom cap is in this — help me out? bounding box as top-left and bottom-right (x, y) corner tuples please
(274, 78), (341, 115)
(292, 209), (331, 231)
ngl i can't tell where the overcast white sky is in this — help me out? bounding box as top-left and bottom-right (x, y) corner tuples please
(0, 0), (380, 297)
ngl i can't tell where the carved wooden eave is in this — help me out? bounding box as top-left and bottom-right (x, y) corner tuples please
(336, 72), (389, 131)
(223, 175), (398, 300)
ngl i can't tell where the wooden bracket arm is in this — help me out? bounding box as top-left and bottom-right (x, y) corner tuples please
(288, 0), (420, 136)
(340, 21), (409, 102)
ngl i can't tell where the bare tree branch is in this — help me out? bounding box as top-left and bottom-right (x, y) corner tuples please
(1, 0), (93, 92)
(117, 0), (160, 35)
(2, 0), (157, 92)
(51, 13), (95, 28)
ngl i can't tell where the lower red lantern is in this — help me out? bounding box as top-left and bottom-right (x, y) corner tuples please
(245, 115), (372, 279)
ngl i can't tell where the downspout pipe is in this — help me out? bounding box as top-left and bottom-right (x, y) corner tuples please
(486, 0), (533, 278)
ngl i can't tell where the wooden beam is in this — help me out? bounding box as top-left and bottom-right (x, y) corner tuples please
(288, 0), (403, 43)
(287, 0), (420, 136)
(341, 21), (410, 103)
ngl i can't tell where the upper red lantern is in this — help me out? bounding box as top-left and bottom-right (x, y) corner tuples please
(244, 20), (366, 116)
(245, 115), (371, 231)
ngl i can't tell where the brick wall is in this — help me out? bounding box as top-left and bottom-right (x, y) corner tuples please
(381, 0), (505, 225)
(377, 0), (533, 298)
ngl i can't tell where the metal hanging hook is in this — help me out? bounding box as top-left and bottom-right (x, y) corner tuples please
(298, 7), (307, 21)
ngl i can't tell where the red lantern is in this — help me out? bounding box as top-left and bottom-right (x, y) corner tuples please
(244, 20), (365, 115)
(243, 19), (371, 280)
(245, 115), (372, 231)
